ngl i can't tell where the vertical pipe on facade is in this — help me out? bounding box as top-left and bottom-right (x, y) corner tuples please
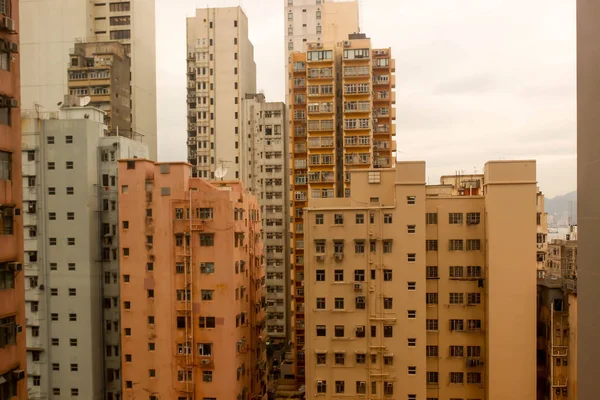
(98, 145), (107, 397)
(189, 189), (195, 398)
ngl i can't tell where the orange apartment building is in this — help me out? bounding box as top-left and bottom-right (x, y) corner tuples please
(0, 0), (26, 398)
(118, 160), (267, 400)
(303, 160), (538, 400)
(289, 32), (396, 383)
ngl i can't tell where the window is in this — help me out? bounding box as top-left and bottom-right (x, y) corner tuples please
(69, 313), (77, 321)
(200, 234), (214, 246)
(355, 296), (365, 309)
(450, 372), (464, 384)
(66, 161), (74, 169)
(407, 224), (416, 234)
(383, 297), (393, 309)
(356, 353), (366, 364)
(426, 293), (438, 305)
(147, 289), (154, 298)
(467, 319), (482, 331)
(426, 240), (438, 251)
(407, 253), (416, 262)
(354, 269), (365, 281)
(407, 196), (416, 204)
(467, 293), (481, 305)
(67, 187), (74, 195)
(449, 239), (463, 251)
(383, 269), (392, 281)
(467, 265), (482, 278)
(467, 212), (480, 225)
(315, 214), (324, 224)
(334, 297), (344, 309)
(47, 136), (54, 144)
(466, 239), (481, 251)
(197, 343), (212, 356)
(32, 376), (41, 386)
(355, 213), (364, 224)
(408, 338), (417, 346)
(70, 338), (78, 346)
(356, 381), (366, 394)
(316, 298), (325, 309)
(317, 380), (327, 393)
(450, 345), (464, 357)
(426, 266), (438, 278)
(383, 214), (392, 224)
(110, 2), (131, 12)
(200, 262), (214, 274)
(354, 241), (365, 254)
(426, 319), (438, 331)
(316, 270), (325, 281)
(408, 366), (416, 375)
(384, 381), (393, 395)
(48, 162), (55, 170)
(426, 212), (438, 224)
(316, 325), (326, 336)
(467, 345), (481, 358)
(334, 214), (343, 224)
(335, 381), (344, 394)
(407, 281), (416, 290)
(48, 212), (56, 220)
(334, 269), (344, 282)
(467, 372), (482, 384)
(384, 325), (393, 337)
(201, 290), (214, 301)
(199, 317), (216, 328)
(202, 371), (213, 382)
(449, 293), (464, 304)
(334, 352), (345, 365)
(110, 30), (131, 40)
(334, 325), (345, 337)
(48, 187), (55, 195)
(383, 240), (393, 253)
(69, 288), (77, 296)
(67, 212), (74, 220)
(68, 238), (75, 245)
(450, 265), (464, 278)
(49, 238), (56, 246)
(426, 345), (438, 357)
(449, 212), (463, 224)
(450, 319), (464, 331)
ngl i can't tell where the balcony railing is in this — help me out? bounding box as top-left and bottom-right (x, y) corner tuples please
(308, 137), (334, 148)
(294, 144), (307, 153)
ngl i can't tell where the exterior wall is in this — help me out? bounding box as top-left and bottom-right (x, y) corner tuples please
(68, 41), (132, 133)
(284, 0), (359, 96)
(118, 161), (267, 400)
(0, 0), (26, 397)
(484, 160), (537, 399)
(289, 33), (395, 383)
(241, 95), (290, 345)
(567, 292), (577, 399)
(537, 191), (549, 276)
(20, 107), (148, 400)
(576, 0), (600, 396)
(186, 7), (257, 181)
(19, 0), (157, 158)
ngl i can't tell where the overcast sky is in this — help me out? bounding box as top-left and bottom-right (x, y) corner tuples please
(156, 0), (575, 197)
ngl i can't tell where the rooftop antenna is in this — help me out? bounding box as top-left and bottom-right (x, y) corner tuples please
(80, 96), (91, 107)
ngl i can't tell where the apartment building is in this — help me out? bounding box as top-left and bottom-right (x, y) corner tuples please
(20, 105), (148, 400)
(289, 32), (395, 382)
(536, 191), (549, 277)
(118, 160), (267, 400)
(0, 0), (26, 398)
(68, 41), (131, 132)
(537, 276), (577, 399)
(20, 0), (157, 158)
(284, 0), (359, 95)
(578, 1), (600, 393)
(548, 239), (578, 280)
(186, 7), (256, 180)
(241, 94), (290, 347)
(303, 160), (538, 400)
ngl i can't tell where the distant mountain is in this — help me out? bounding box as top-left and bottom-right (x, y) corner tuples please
(545, 190), (577, 223)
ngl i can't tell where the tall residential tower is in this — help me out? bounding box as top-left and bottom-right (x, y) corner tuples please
(186, 7), (256, 181)
(0, 0), (26, 397)
(19, 0), (157, 158)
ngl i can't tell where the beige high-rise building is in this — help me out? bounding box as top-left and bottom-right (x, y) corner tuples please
(284, 0), (359, 96)
(19, 0), (158, 159)
(118, 160), (267, 400)
(577, 1), (600, 395)
(186, 7), (256, 181)
(289, 32), (395, 383)
(303, 160), (538, 400)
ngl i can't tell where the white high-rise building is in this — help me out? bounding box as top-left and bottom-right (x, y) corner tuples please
(19, 0), (158, 159)
(21, 105), (148, 400)
(284, 0), (360, 95)
(186, 6), (256, 181)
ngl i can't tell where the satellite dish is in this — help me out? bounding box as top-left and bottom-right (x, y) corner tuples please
(80, 96), (91, 107)
(214, 166), (227, 180)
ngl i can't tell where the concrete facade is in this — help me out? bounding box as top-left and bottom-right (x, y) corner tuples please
(118, 160), (267, 400)
(68, 41), (132, 133)
(0, 0), (26, 397)
(302, 161), (538, 400)
(241, 94), (290, 346)
(19, 0), (157, 158)
(289, 33), (396, 383)
(284, 0), (359, 96)
(576, 1), (600, 394)
(20, 106), (148, 400)
(186, 7), (256, 181)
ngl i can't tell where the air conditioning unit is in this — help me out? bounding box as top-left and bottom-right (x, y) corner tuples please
(201, 358), (212, 365)
(316, 254), (324, 262)
(0, 98), (7, 107)
(1, 16), (15, 32)
(9, 42), (18, 53)
(354, 283), (362, 291)
(8, 262), (22, 272)
(335, 252), (343, 261)
(9, 99), (18, 108)
(16, 324), (22, 333)
(11, 370), (25, 381)
(343, 41), (351, 47)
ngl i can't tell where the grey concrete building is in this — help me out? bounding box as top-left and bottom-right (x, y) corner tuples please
(241, 93), (290, 346)
(21, 105), (148, 400)
(577, 0), (600, 396)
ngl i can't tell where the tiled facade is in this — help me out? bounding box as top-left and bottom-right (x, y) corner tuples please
(303, 161), (538, 399)
(0, 0), (26, 396)
(118, 160), (267, 400)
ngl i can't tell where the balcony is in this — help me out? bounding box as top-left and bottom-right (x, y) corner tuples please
(294, 160), (307, 169)
(345, 154), (371, 165)
(345, 136), (371, 147)
(308, 137), (334, 149)
(307, 120), (334, 131)
(294, 175), (307, 185)
(294, 192), (307, 201)
(294, 144), (307, 153)
(373, 140), (391, 149)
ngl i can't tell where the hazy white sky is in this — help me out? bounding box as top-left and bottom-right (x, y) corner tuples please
(156, 0), (576, 197)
